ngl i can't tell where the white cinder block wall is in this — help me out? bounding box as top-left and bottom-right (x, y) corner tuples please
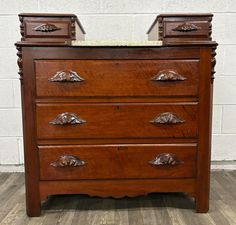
(0, 0), (236, 170)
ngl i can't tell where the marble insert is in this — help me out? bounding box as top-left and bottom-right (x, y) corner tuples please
(71, 40), (163, 46)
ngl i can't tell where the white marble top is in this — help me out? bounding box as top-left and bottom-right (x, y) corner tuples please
(71, 40), (163, 46)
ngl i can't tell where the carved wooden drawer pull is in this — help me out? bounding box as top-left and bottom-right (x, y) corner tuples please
(50, 155), (86, 168)
(33, 23), (61, 32)
(150, 112), (185, 124)
(48, 70), (85, 82)
(49, 112), (86, 125)
(149, 153), (183, 166)
(172, 23), (200, 32)
(151, 70), (186, 81)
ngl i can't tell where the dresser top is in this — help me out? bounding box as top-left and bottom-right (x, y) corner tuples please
(15, 40), (217, 47)
(71, 40), (163, 46)
(156, 13), (213, 18)
(19, 13), (77, 17)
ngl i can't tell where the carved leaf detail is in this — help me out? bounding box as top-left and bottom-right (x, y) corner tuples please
(150, 112), (185, 124)
(49, 112), (86, 125)
(48, 70), (85, 82)
(149, 153), (183, 166)
(50, 155), (86, 167)
(211, 46), (217, 83)
(33, 23), (61, 32)
(172, 23), (200, 32)
(151, 70), (186, 81)
(16, 46), (23, 80)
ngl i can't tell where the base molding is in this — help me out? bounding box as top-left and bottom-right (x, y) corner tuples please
(40, 179), (196, 201)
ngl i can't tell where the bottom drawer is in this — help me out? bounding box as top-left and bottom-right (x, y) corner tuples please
(39, 144), (197, 180)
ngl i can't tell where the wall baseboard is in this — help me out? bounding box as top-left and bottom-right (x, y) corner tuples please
(0, 165), (24, 172)
(211, 161), (236, 170)
(0, 161), (236, 172)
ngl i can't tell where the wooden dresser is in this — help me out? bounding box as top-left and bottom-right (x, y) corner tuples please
(16, 13), (217, 216)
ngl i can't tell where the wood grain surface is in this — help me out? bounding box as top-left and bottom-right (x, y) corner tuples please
(164, 21), (209, 38)
(39, 144), (197, 180)
(36, 103), (198, 139)
(35, 59), (199, 97)
(16, 33), (216, 215)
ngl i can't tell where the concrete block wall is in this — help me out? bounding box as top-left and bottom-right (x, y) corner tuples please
(0, 0), (236, 169)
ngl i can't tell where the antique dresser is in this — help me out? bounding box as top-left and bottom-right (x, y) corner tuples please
(16, 13), (217, 216)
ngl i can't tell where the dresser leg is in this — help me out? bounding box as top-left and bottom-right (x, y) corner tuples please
(195, 195), (209, 213)
(26, 198), (41, 217)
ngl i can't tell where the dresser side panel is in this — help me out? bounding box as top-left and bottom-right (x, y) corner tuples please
(196, 47), (213, 213)
(21, 47), (41, 216)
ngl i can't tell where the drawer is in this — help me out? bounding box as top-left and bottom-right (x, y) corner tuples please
(39, 144), (197, 180)
(25, 20), (71, 38)
(20, 13), (85, 42)
(147, 14), (213, 41)
(35, 59), (199, 97)
(36, 103), (198, 139)
(164, 21), (210, 39)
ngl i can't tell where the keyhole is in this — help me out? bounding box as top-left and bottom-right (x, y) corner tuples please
(117, 146), (127, 151)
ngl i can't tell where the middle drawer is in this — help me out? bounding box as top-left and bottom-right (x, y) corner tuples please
(36, 103), (198, 139)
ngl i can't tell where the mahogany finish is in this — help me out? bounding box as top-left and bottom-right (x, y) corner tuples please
(147, 14), (213, 42)
(35, 59), (199, 97)
(19, 13), (85, 42)
(40, 179), (196, 200)
(39, 144), (197, 180)
(36, 103), (198, 139)
(15, 13), (217, 216)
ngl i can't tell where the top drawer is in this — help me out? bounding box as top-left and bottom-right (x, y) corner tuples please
(19, 13), (85, 42)
(164, 21), (210, 39)
(147, 14), (212, 42)
(35, 59), (199, 98)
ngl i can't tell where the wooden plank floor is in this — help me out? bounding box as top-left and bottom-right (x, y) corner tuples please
(0, 171), (235, 225)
